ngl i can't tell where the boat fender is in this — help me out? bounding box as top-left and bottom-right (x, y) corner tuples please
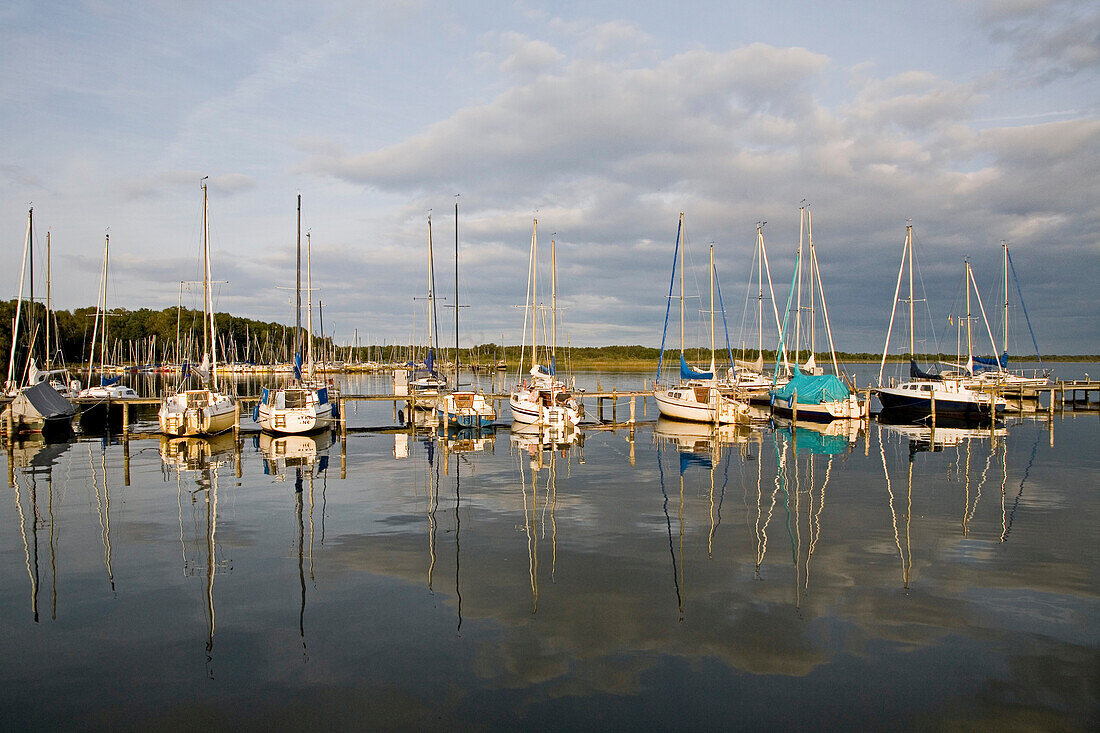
(252, 404), (260, 422)
(787, 394), (795, 409)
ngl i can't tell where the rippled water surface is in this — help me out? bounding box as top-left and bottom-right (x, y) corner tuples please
(2, 368), (1097, 730)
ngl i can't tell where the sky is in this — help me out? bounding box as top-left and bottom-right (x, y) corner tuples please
(2, 0), (1098, 355)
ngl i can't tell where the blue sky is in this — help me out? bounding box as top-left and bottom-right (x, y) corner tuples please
(2, 0), (1097, 354)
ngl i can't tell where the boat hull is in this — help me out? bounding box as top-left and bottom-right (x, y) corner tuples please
(876, 386), (1005, 420)
(159, 390), (239, 437)
(655, 385), (748, 424)
(768, 395), (864, 422)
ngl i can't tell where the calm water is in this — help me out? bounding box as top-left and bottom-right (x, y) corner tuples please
(2, 368), (1098, 730)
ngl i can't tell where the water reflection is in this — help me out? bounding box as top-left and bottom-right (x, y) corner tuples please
(8, 437), (71, 622)
(1, 388), (1096, 729)
(162, 435), (230, 678)
(510, 425), (585, 614)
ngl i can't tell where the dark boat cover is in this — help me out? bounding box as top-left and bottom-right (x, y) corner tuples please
(19, 381), (76, 419)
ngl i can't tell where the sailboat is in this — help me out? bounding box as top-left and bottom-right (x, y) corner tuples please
(874, 225), (1006, 421)
(3, 207), (76, 435)
(965, 241), (1051, 388)
(409, 213), (448, 402)
(769, 206), (863, 421)
(78, 233), (139, 429)
(654, 213), (749, 424)
(733, 222), (789, 401)
(434, 200), (496, 429)
(158, 179), (239, 436)
(255, 194), (335, 434)
(509, 219), (583, 428)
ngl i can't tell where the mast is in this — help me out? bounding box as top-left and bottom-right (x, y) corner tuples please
(795, 204), (804, 365)
(807, 209), (816, 363)
(551, 233), (557, 370)
(907, 224), (914, 358)
(531, 219), (537, 371)
(1003, 239), (1007, 356)
(965, 260), (973, 374)
(45, 230), (51, 367)
(454, 200), (460, 382)
(757, 223), (764, 360)
(427, 214), (436, 357)
(708, 243), (715, 375)
(678, 212), (685, 359)
(7, 209), (31, 389)
(296, 193), (302, 365)
(201, 179), (210, 364)
(101, 235), (109, 374)
(307, 232), (314, 377)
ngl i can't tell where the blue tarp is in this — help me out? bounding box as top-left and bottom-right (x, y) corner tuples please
(973, 352), (1008, 371)
(679, 452), (713, 474)
(771, 369), (850, 406)
(680, 354), (713, 381)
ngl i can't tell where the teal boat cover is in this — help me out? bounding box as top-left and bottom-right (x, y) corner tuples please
(771, 369), (850, 406)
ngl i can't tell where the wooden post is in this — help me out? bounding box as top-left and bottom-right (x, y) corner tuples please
(123, 435), (131, 486)
(120, 400), (129, 436)
(339, 396), (347, 438)
(612, 388), (617, 423)
(930, 390), (936, 427)
(629, 394), (636, 424)
(791, 391), (798, 423)
(598, 397), (604, 423)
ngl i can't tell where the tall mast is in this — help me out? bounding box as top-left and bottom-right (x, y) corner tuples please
(907, 224), (914, 358)
(757, 223), (764, 359)
(8, 208), (30, 388)
(307, 232), (314, 376)
(1003, 239), (1007, 356)
(795, 205), (804, 364)
(45, 230), (51, 367)
(807, 209), (816, 360)
(454, 199), (459, 381)
(965, 260), (973, 373)
(531, 219), (537, 371)
(678, 212), (685, 357)
(708, 243), (715, 375)
(202, 179), (210, 361)
(296, 193), (302, 362)
(427, 214), (436, 354)
(86, 235), (105, 385)
(101, 234), (110, 374)
(551, 233), (557, 369)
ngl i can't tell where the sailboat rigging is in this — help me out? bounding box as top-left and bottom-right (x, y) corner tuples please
(158, 179), (239, 436)
(255, 194), (336, 434)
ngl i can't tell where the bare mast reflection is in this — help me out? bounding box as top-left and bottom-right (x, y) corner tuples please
(161, 435), (236, 678)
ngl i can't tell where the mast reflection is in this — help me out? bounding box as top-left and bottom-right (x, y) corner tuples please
(161, 434), (235, 678)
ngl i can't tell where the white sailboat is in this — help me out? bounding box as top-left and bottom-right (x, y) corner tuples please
(78, 233), (140, 408)
(409, 213), (448, 403)
(733, 221), (789, 401)
(769, 206), (863, 421)
(509, 219), (583, 428)
(255, 194), (335, 434)
(654, 213), (749, 425)
(965, 241), (1051, 389)
(874, 225), (1006, 421)
(435, 200), (496, 429)
(158, 179), (239, 436)
(3, 207), (76, 435)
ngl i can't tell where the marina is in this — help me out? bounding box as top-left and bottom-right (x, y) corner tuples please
(2, 366), (1097, 729)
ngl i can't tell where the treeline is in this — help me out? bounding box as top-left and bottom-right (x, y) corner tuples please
(4, 300), (1092, 371)
(1, 300), (322, 369)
